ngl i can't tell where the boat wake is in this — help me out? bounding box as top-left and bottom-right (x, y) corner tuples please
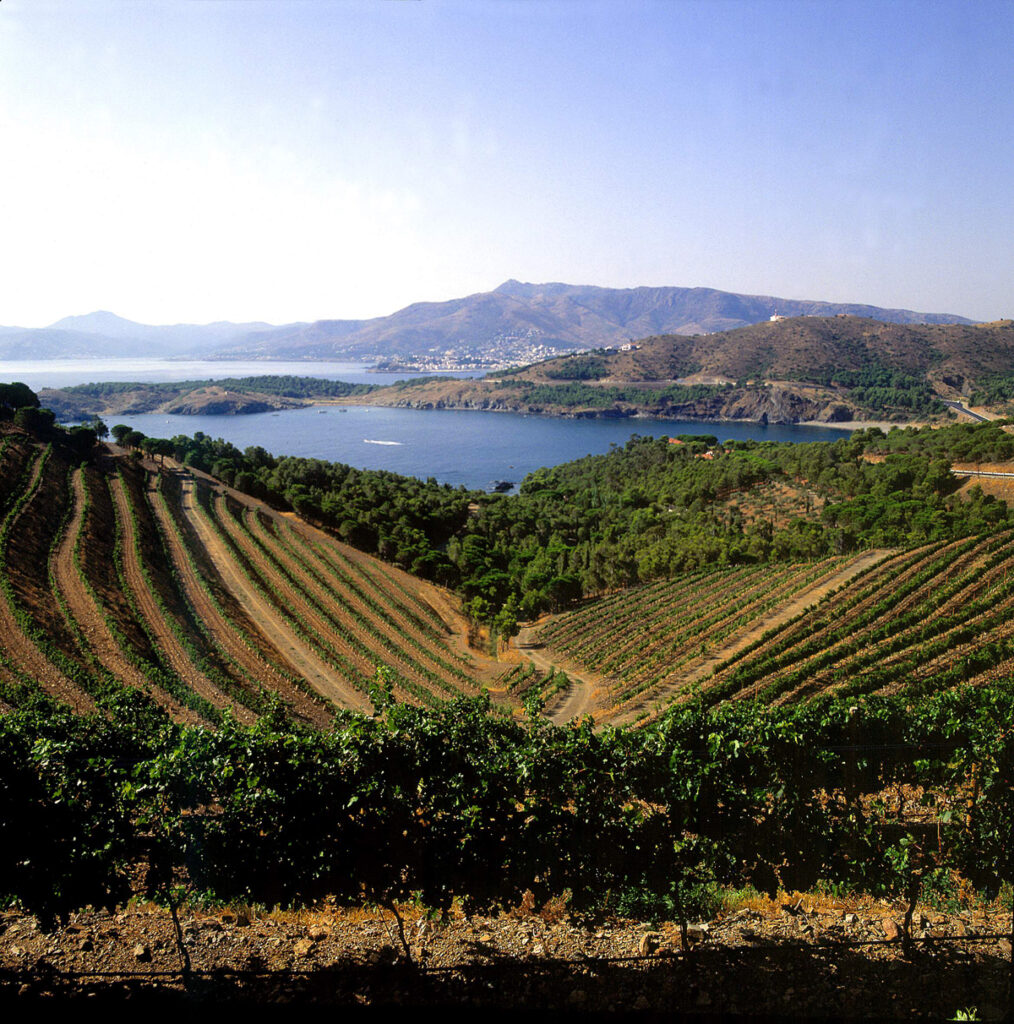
(363, 439), (403, 446)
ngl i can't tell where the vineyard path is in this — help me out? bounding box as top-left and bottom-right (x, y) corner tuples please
(610, 548), (895, 725)
(174, 470), (372, 714)
(52, 468), (197, 722)
(514, 621), (602, 725)
(522, 549), (894, 727)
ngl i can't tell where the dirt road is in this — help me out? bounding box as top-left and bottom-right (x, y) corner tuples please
(522, 549), (893, 727)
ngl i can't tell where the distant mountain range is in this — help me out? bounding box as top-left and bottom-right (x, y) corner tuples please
(0, 312), (281, 360)
(0, 283), (975, 363)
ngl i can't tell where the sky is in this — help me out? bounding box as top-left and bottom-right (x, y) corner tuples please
(0, 0), (1011, 327)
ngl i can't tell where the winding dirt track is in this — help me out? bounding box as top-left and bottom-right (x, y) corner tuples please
(523, 549), (894, 727)
(177, 477), (371, 714)
(110, 474), (248, 720)
(0, 456), (95, 712)
(515, 622), (601, 725)
(50, 469), (196, 722)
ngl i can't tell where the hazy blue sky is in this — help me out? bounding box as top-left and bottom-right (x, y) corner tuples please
(1, 0), (1011, 326)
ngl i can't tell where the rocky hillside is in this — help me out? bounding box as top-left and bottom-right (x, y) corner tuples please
(210, 281), (975, 363)
(315, 316), (1014, 424)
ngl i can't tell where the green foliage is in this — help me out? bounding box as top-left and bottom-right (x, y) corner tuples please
(542, 356), (609, 380)
(64, 375), (378, 401)
(3, 684), (1014, 926)
(0, 381), (40, 414)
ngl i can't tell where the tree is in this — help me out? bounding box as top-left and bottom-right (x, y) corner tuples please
(13, 406), (56, 435)
(0, 382), (39, 415)
(111, 424), (132, 445)
(494, 593), (521, 640)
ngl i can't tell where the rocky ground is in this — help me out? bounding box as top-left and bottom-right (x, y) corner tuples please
(1, 895), (1010, 1018)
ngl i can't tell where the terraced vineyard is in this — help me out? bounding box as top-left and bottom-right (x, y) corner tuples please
(701, 531), (1014, 707)
(537, 529), (1014, 725)
(535, 556), (862, 720)
(0, 425), (498, 722)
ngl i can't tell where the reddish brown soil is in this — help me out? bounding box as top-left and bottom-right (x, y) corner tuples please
(109, 473), (248, 721)
(1, 897), (1009, 1017)
(0, 451), (94, 712)
(150, 470), (331, 727)
(50, 468), (196, 722)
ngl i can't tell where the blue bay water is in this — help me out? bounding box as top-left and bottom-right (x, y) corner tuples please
(0, 359), (849, 492)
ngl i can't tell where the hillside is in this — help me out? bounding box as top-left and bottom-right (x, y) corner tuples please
(5, 281), (973, 364)
(211, 280), (974, 364)
(325, 316), (1014, 424)
(39, 317), (1014, 427)
(4, 410), (1014, 726)
(0, 422), (504, 723)
(0, 312), (281, 359)
(4, 410), (1014, 1018)
(535, 531), (1014, 726)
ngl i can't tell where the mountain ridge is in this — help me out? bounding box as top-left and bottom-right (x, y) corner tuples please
(0, 282), (975, 363)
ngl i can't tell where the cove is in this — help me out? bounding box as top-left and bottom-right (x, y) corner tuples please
(108, 403), (850, 492)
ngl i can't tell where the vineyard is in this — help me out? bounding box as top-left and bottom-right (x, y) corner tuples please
(5, 418), (1014, 1015)
(0, 424), (501, 724)
(537, 528), (1014, 725)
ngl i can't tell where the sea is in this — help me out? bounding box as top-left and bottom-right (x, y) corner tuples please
(1, 359), (850, 493)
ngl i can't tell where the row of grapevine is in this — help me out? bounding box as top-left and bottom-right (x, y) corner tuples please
(218, 492), (459, 707)
(0, 426), (496, 723)
(152, 472), (334, 727)
(701, 530), (1014, 706)
(536, 556), (859, 718)
(5, 682), (1014, 938)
